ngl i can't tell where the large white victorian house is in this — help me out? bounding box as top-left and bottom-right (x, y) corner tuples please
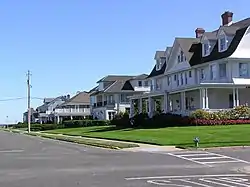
(130, 11), (250, 118)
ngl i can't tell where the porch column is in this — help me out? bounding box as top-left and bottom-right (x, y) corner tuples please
(205, 88), (209, 109)
(139, 98), (143, 113)
(181, 92), (186, 112)
(57, 116), (60, 124)
(129, 99), (134, 118)
(236, 88), (239, 106)
(200, 88), (205, 109)
(148, 97), (153, 117)
(163, 93), (168, 113)
(233, 88), (236, 107)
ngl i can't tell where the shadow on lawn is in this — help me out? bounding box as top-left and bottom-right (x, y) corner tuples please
(88, 125), (193, 133)
(88, 126), (133, 133)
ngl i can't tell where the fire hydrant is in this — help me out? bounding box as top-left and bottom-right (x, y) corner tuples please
(193, 137), (200, 149)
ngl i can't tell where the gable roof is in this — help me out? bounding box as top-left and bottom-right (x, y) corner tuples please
(60, 92), (90, 106)
(91, 74), (147, 95)
(36, 96), (69, 112)
(131, 74), (148, 80)
(147, 47), (172, 78)
(105, 80), (134, 92)
(147, 61), (167, 78)
(189, 26), (248, 66)
(154, 51), (165, 60)
(96, 75), (134, 83)
(176, 38), (200, 61)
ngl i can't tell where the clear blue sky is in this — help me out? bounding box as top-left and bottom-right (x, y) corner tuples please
(0, 0), (249, 123)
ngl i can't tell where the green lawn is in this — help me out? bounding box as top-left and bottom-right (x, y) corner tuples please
(45, 124), (250, 148)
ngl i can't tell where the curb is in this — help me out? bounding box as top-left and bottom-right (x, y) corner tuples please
(7, 130), (138, 150)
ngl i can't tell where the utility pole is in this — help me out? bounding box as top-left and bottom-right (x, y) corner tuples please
(27, 70), (31, 133)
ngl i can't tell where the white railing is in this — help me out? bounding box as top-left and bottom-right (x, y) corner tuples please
(150, 84), (162, 92)
(55, 108), (90, 113)
(198, 78), (231, 84)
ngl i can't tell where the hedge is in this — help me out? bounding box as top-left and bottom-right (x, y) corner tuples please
(111, 105), (250, 128)
(192, 119), (250, 125)
(63, 120), (110, 128)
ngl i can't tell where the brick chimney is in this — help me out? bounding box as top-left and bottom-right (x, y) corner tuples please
(221, 11), (233, 26)
(195, 28), (205, 38)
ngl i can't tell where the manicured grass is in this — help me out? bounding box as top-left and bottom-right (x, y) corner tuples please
(45, 124), (250, 148)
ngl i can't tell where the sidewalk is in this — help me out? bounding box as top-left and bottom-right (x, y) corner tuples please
(49, 133), (182, 152)
(7, 129), (182, 152)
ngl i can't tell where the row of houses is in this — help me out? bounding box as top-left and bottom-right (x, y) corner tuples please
(23, 92), (91, 124)
(24, 11), (250, 123)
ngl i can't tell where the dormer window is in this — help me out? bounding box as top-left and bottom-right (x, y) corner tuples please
(203, 42), (210, 56)
(156, 57), (165, 71)
(178, 51), (185, 63)
(219, 36), (227, 52)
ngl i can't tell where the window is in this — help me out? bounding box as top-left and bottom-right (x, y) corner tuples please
(156, 60), (161, 70)
(180, 73), (184, 85)
(167, 76), (171, 86)
(138, 81), (142, 87)
(180, 51), (184, 62)
(219, 63), (227, 78)
(203, 43), (210, 56)
(174, 74), (177, 81)
(239, 63), (248, 77)
(219, 37), (226, 51)
(156, 78), (162, 90)
(200, 69), (205, 80)
(107, 95), (114, 103)
(120, 94), (128, 103)
(144, 80), (148, 87)
(178, 51), (185, 63)
(210, 64), (216, 80)
(177, 75), (179, 86)
(189, 71), (192, 77)
(156, 58), (165, 70)
(185, 72), (187, 84)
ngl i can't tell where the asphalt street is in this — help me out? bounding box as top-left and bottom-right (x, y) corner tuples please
(0, 131), (250, 187)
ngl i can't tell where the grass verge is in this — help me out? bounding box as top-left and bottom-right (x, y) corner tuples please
(23, 132), (139, 149)
(45, 124), (250, 148)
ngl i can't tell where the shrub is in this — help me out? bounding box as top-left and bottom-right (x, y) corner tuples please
(192, 119), (250, 126)
(30, 124), (60, 131)
(131, 112), (150, 127)
(13, 123), (28, 129)
(110, 112), (130, 128)
(228, 105), (250, 119)
(63, 120), (109, 128)
(190, 109), (210, 119)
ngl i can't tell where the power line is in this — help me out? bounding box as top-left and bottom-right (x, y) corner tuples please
(0, 97), (44, 102)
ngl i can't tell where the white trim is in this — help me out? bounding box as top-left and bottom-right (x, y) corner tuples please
(125, 174), (248, 180)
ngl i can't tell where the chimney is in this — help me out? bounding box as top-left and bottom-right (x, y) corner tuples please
(195, 28), (205, 38)
(221, 11), (233, 26)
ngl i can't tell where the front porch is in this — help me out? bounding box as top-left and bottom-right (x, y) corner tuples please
(129, 87), (250, 117)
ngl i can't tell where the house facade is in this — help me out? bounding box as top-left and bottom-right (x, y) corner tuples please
(23, 108), (39, 123)
(90, 74), (150, 120)
(54, 91), (91, 123)
(130, 11), (250, 117)
(36, 96), (70, 123)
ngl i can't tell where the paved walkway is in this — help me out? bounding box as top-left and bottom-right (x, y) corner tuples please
(8, 129), (182, 152)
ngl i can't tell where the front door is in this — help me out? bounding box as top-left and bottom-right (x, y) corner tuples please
(229, 94), (233, 108)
